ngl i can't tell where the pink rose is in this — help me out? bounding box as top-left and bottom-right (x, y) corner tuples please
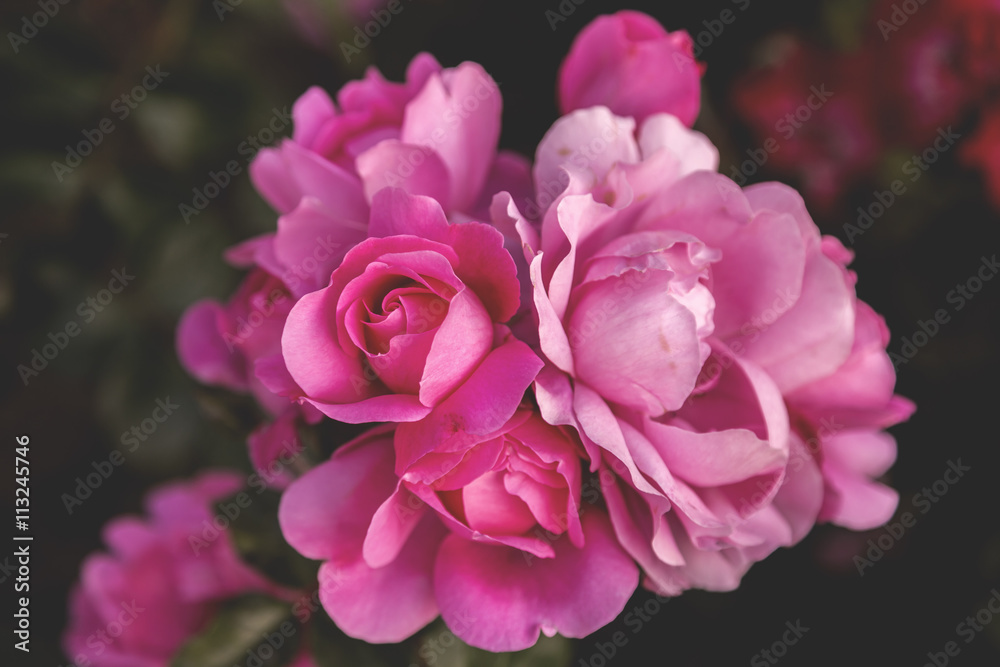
(240, 53), (531, 298)
(279, 416), (638, 652)
(279, 188), (542, 426)
(63, 472), (294, 667)
(495, 106), (911, 594)
(558, 11), (703, 127)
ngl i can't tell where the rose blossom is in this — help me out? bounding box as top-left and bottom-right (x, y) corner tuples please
(277, 187), (542, 427)
(279, 413), (638, 652)
(236, 52), (532, 299)
(493, 104), (911, 594)
(63, 472), (309, 667)
(558, 10), (703, 127)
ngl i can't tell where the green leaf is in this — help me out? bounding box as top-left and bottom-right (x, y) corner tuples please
(170, 594), (300, 667)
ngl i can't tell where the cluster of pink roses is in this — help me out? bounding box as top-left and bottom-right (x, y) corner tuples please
(68, 10), (913, 662)
(733, 0), (1000, 210)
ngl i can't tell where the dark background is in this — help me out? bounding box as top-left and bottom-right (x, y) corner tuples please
(2, 0), (998, 665)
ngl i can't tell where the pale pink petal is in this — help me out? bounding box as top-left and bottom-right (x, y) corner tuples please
(357, 140), (452, 209)
(401, 62), (502, 213)
(533, 107), (639, 208)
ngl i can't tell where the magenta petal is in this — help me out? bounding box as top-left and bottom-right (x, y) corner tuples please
(434, 511), (639, 652)
(426, 334), (542, 434)
(278, 428), (397, 561)
(363, 487), (428, 569)
(247, 411), (301, 486)
(292, 86), (337, 148)
(274, 197), (367, 296)
(318, 512), (446, 644)
(176, 299), (246, 391)
(644, 422), (786, 489)
(396, 338), (542, 473)
(249, 146), (303, 214)
(281, 287), (372, 404)
(357, 140), (452, 209)
(253, 354), (301, 398)
(368, 187), (451, 241)
(253, 140), (369, 220)
(419, 289), (494, 407)
(306, 393), (433, 424)
(446, 220), (522, 324)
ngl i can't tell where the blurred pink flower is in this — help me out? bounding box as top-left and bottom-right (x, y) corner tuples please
(63, 472), (303, 667)
(732, 38), (882, 209)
